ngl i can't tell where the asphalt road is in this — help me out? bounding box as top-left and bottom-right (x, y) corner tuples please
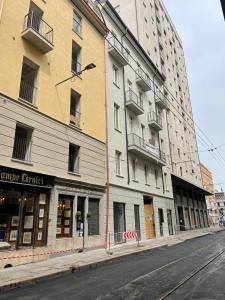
(1, 231), (225, 300)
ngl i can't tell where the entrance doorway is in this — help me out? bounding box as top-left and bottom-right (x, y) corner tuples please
(167, 209), (173, 235)
(177, 206), (185, 231)
(113, 202), (126, 243)
(144, 197), (155, 239)
(134, 205), (141, 240)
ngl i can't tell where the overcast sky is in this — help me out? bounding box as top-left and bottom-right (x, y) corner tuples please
(163, 0), (225, 190)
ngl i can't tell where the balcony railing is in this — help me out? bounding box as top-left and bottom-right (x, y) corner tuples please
(108, 36), (129, 66)
(155, 89), (169, 110)
(72, 60), (81, 74)
(19, 80), (37, 104)
(12, 136), (31, 162)
(148, 111), (163, 130)
(136, 67), (151, 92)
(22, 12), (54, 53)
(125, 90), (144, 115)
(128, 133), (166, 165)
(70, 112), (80, 128)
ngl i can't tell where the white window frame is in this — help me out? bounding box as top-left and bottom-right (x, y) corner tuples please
(114, 103), (120, 131)
(115, 151), (122, 176)
(113, 64), (119, 87)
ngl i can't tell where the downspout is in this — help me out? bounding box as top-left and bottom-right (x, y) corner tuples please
(134, 0), (140, 41)
(104, 32), (110, 249)
(153, 71), (165, 194)
(0, 0), (4, 24)
(121, 28), (130, 185)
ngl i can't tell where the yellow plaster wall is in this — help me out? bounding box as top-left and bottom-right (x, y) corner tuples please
(0, 0), (106, 142)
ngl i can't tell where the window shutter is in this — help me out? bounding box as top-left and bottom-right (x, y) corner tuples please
(88, 198), (99, 236)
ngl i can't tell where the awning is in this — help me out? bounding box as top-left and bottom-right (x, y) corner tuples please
(171, 174), (213, 196)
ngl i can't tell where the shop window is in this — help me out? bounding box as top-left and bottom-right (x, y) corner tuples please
(57, 196), (73, 238)
(12, 124), (33, 162)
(68, 144), (80, 174)
(0, 190), (49, 248)
(88, 198), (100, 236)
(76, 196), (85, 237)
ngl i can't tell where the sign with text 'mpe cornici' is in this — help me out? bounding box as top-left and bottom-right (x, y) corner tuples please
(0, 166), (54, 188)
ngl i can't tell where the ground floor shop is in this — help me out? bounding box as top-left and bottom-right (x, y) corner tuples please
(47, 179), (105, 252)
(172, 175), (210, 231)
(107, 185), (176, 246)
(0, 167), (105, 268)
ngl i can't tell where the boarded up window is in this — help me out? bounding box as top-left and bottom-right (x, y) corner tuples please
(88, 198), (100, 236)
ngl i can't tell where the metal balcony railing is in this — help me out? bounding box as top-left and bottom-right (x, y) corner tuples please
(148, 111), (162, 127)
(136, 67), (151, 91)
(155, 89), (169, 109)
(19, 80), (37, 104)
(70, 111), (81, 128)
(126, 90), (144, 110)
(12, 136), (31, 162)
(108, 36), (129, 61)
(23, 11), (53, 45)
(72, 60), (81, 74)
(128, 133), (166, 163)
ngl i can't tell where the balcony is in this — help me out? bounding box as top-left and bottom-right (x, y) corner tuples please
(70, 112), (80, 128)
(108, 36), (129, 66)
(155, 89), (169, 110)
(125, 90), (144, 115)
(136, 67), (151, 92)
(128, 133), (166, 166)
(22, 12), (54, 53)
(148, 111), (163, 131)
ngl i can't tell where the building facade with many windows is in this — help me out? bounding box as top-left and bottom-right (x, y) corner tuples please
(200, 163), (219, 225)
(0, 0), (108, 268)
(109, 0), (209, 231)
(100, 1), (176, 245)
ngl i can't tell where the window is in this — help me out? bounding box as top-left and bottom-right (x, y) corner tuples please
(144, 164), (149, 185)
(113, 65), (119, 86)
(132, 159), (137, 181)
(178, 148), (180, 157)
(114, 103), (120, 130)
(180, 167), (183, 176)
(73, 11), (82, 36)
(72, 42), (81, 73)
(57, 195), (73, 238)
(76, 196), (85, 237)
(68, 144), (80, 173)
(12, 124), (33, 161)
(88, 198), (100, 236)
(115, 151), (122, 176)
(155, 169), (159, 187)
(141, 124), (145, 140)
(19, 58), (38, 104)
(164, 173), (168, 190)
(70, 90), (80, 127)
(114, 202), (126, 243)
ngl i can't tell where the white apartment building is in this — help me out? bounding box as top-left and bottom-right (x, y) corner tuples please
(100, 1), (176, 244)
(109, 0), (210, 230)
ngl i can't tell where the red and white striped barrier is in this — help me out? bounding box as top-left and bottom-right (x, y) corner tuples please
(123, 231), (138, 240)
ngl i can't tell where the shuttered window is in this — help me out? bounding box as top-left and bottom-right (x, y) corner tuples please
(88, 198), (100, 236)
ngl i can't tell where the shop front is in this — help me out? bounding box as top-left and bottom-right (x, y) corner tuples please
(0, 166), (54, 251)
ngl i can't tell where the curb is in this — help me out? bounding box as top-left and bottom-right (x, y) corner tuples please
(0, 229), (224, 294)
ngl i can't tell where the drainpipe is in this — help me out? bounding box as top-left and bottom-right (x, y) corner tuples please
(0, 0), (4, 24)
(152, 71), (165, 194)
(104, 30), (111, 249)
(121, 28), (130, 185)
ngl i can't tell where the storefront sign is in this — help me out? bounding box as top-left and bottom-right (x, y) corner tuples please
(0, 166), (54, 188)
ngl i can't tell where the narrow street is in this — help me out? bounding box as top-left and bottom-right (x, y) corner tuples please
(0, 231), (225, 300)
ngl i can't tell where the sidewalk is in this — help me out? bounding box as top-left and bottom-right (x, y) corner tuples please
(0, 227), (224, 292)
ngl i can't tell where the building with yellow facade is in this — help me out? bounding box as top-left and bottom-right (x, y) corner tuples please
(0, 0), (108, 268)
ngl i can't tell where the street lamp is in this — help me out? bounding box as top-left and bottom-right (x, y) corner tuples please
(55, 63), (96, 87)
